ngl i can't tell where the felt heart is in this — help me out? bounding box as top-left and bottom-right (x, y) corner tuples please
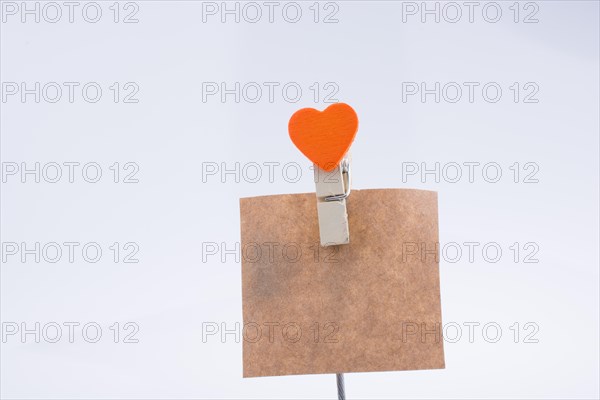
(288, 103), (358, 172)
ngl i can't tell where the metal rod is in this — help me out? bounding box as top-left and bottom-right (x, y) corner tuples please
(336, 373), (345, 400)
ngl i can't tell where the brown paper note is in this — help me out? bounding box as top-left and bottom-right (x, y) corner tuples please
(240, 189), (444, 377)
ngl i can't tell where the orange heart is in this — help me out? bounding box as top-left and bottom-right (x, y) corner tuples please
(288, 103), (358, 172)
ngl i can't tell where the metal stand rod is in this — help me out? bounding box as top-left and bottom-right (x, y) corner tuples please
(336, 373), (345, 400)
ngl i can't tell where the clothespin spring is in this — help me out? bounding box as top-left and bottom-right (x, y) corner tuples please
(324, 158), (351, 202)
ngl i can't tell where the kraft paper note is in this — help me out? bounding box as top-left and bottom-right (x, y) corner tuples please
(240, 189), (444, 377)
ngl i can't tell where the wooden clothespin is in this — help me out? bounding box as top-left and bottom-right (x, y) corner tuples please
(288, 103), (359, 247)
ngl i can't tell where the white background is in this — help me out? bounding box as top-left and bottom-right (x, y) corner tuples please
(1, 1), (599, 398)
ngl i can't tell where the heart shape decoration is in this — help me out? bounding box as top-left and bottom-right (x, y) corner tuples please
(288, 103), (358, 172)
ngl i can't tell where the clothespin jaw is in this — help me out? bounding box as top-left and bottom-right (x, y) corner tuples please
(288, 103), (358, 247)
